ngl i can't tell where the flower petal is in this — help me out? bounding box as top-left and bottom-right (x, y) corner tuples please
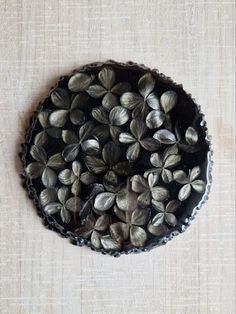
(30, 145), (47, 163)
(76, 225), (93, 238)
(80, 171), (96, 185)
(98, 67), (116, 90)
(140, 138), (160, 151)
(62, 130), (79, 144)
(94, 192), (116, 211)
(178, 184), (191, 201)
(166, 200), (181, 213)
(51, 88), (70, 109)
(81, 139), (101, 156)
(116, 187), (138, 212)
(130, 118), (146, 139)
(46, 127), (62, 139)
(151, 186), (170, 201)
(164, 154), (181, 168)
(103, 170), (119, 187)
(147, 222), (168, 236)
(173, 170), (189, 184)
(163, 144), (178, 161)
(114, 205), (127, 222)
(153, 129), (177, 144)
(47, 153), (65, 169)
(146, 110), (165, 129)
(44, 202), (62, 215)
(49, 109), (68, 128)
(39, 188), (57, 207)
(109, 106), (129, 126)
(79, 121), (95, 140)
(191, 180), (206, 193)
(87, 84), (107, 98)
(165, 213), (177, 227)
(131, 208), (150, 226)
(132, 102), (148, 119)
(138, 73), (155, 98)
(71, 180), (81, 195)
(84, 156), (106, 174)
(147, 173), (159, 188)
(71, 93), (89, 110)
(69, 109), (85, 125)
(110, 126), (122, 141)
(66, 196), (84, 212)
(112, 161), (132, 177)
(160, 90), (178, 113)
(58, 169), (76, 185)
(25, 162), (44, 179)
(102, 141), (121, 166)
(68, 73), (94, 92)
(151, 200), (165, 212)
(101, 235), (121, 251)
(60, 208), (71, 224)
(38, 111), (50, 128)
(146, 92), (160, 109)
(34, 131), (48, 146)
(120, 92), (143, 109)
(190, 166), (201, 181)
(119, 132), (136, 144)
(42, 167), (57, 187)
(111, 82), (131, 95)
(152, 213), (165, 226)
(102, 92), (118, 111)
(91, 230), (102, 249)
(126, 142), (140, 161)
(57, 186), (69, 204)
(95, 214), (111, 231)
(185, 127), (198, 145)
(130, 225), (147, 247)
(161, 169), (173, 183)
(131, 175), (148, 193)
(92, 106), (109, 124)
(110, 222), (129, 243)
(62, 144), (80, 162)
(137, 191), (151, 207)
(94, 125), (110, 141)
(150, 152), (163, 168)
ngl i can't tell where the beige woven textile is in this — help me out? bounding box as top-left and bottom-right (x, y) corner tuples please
(0, 1), (235, 313)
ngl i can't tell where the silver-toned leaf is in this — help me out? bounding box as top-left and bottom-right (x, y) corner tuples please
(44, 202), (62, 215)
(79, 121), (94, 140)
(165, 213), (177, 227)
(150, 152), (163, 168)
(151, 200), (165, 212)
(94, 125), (110, 142)
(119, 132), (136, 144)
(102, 92), (118, 111)
(178, 184), (191, 201)
(69, 109), (85, 125)
(51, 88), (70, 109)
(130, 118), (146, 139)
(80, 171), (96, 185)
(47, 153), (65, 169)
(131, 208), (150, 226)
(137, 191), (151, 207)
(62, 130), (79, 144)
(130, 225), (147, 247)
(34, 131), (48, 146)
(131, 175), (148, 193)
(98, 67), (116, 90)
(161, 169), (173, 183)
(109, 106), (129, 126)
(102, 141), (121, 166)
(92, 106), (109, 124)
(87, 84), (107, 98)
(110, 222), (129, 243)
(30, 145), (47, 163)
(120, 92), (143, 109)
(60, 208), (71, 224)
(146, 92), (160, 110)
(126, 142), (140, 161)
(191, 180), (206, 193)
(91, 230), (102, 249)
(42, 167), (57, 187)
(68, 73), (93, 92)
(152, 213), (164, 226)
(46, 127), (62, 139)
(81, 139), (101, 155)
(58, 169), (76, 185)
(151, 186), (169, 201)
(66, 197), (84, 212)
(71, 179), (81, 195)
(58, 186), (69, 204)
(94, 192), (116, 211)
(94, 214), (110, 231)
(146, 110), (165, 129)
(111, 82), (131, 95)
(147, 173), (159, 188)
(148, 222), (168, 236)
(163, 144), (178, 161)
(116, 186), (138, 212)
(49, 109), (68, 128)
(84, 156), (106, 174)
(39, 188), (57, 207)
(153, 129), (177, 144)
(62, 144), (79, 162)
(164, 154), (181, 168)
(138, 73), (155, 98)
(160, 90), (178, 113)
(38, 111), (50, 128)
(185, 127), (198, 145)
(190, 166), (201, 182)
(112, 161), (131, 177)
(25, 162), (44, 179)
(101, 235), (121, 251)
(140, 138), (160, 151)
(166, 200), (181, 213)
(173, 170), (189, 184)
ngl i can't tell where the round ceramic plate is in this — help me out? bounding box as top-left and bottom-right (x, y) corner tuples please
(20, 60), (212, 257)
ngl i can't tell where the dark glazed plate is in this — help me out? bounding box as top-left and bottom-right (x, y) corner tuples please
(20, 60), (213, 257)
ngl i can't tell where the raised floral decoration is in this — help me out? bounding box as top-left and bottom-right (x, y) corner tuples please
(23, 64), (208, 254)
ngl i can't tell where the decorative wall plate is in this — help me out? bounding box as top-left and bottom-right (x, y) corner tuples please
(20, 60), (212, 257)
